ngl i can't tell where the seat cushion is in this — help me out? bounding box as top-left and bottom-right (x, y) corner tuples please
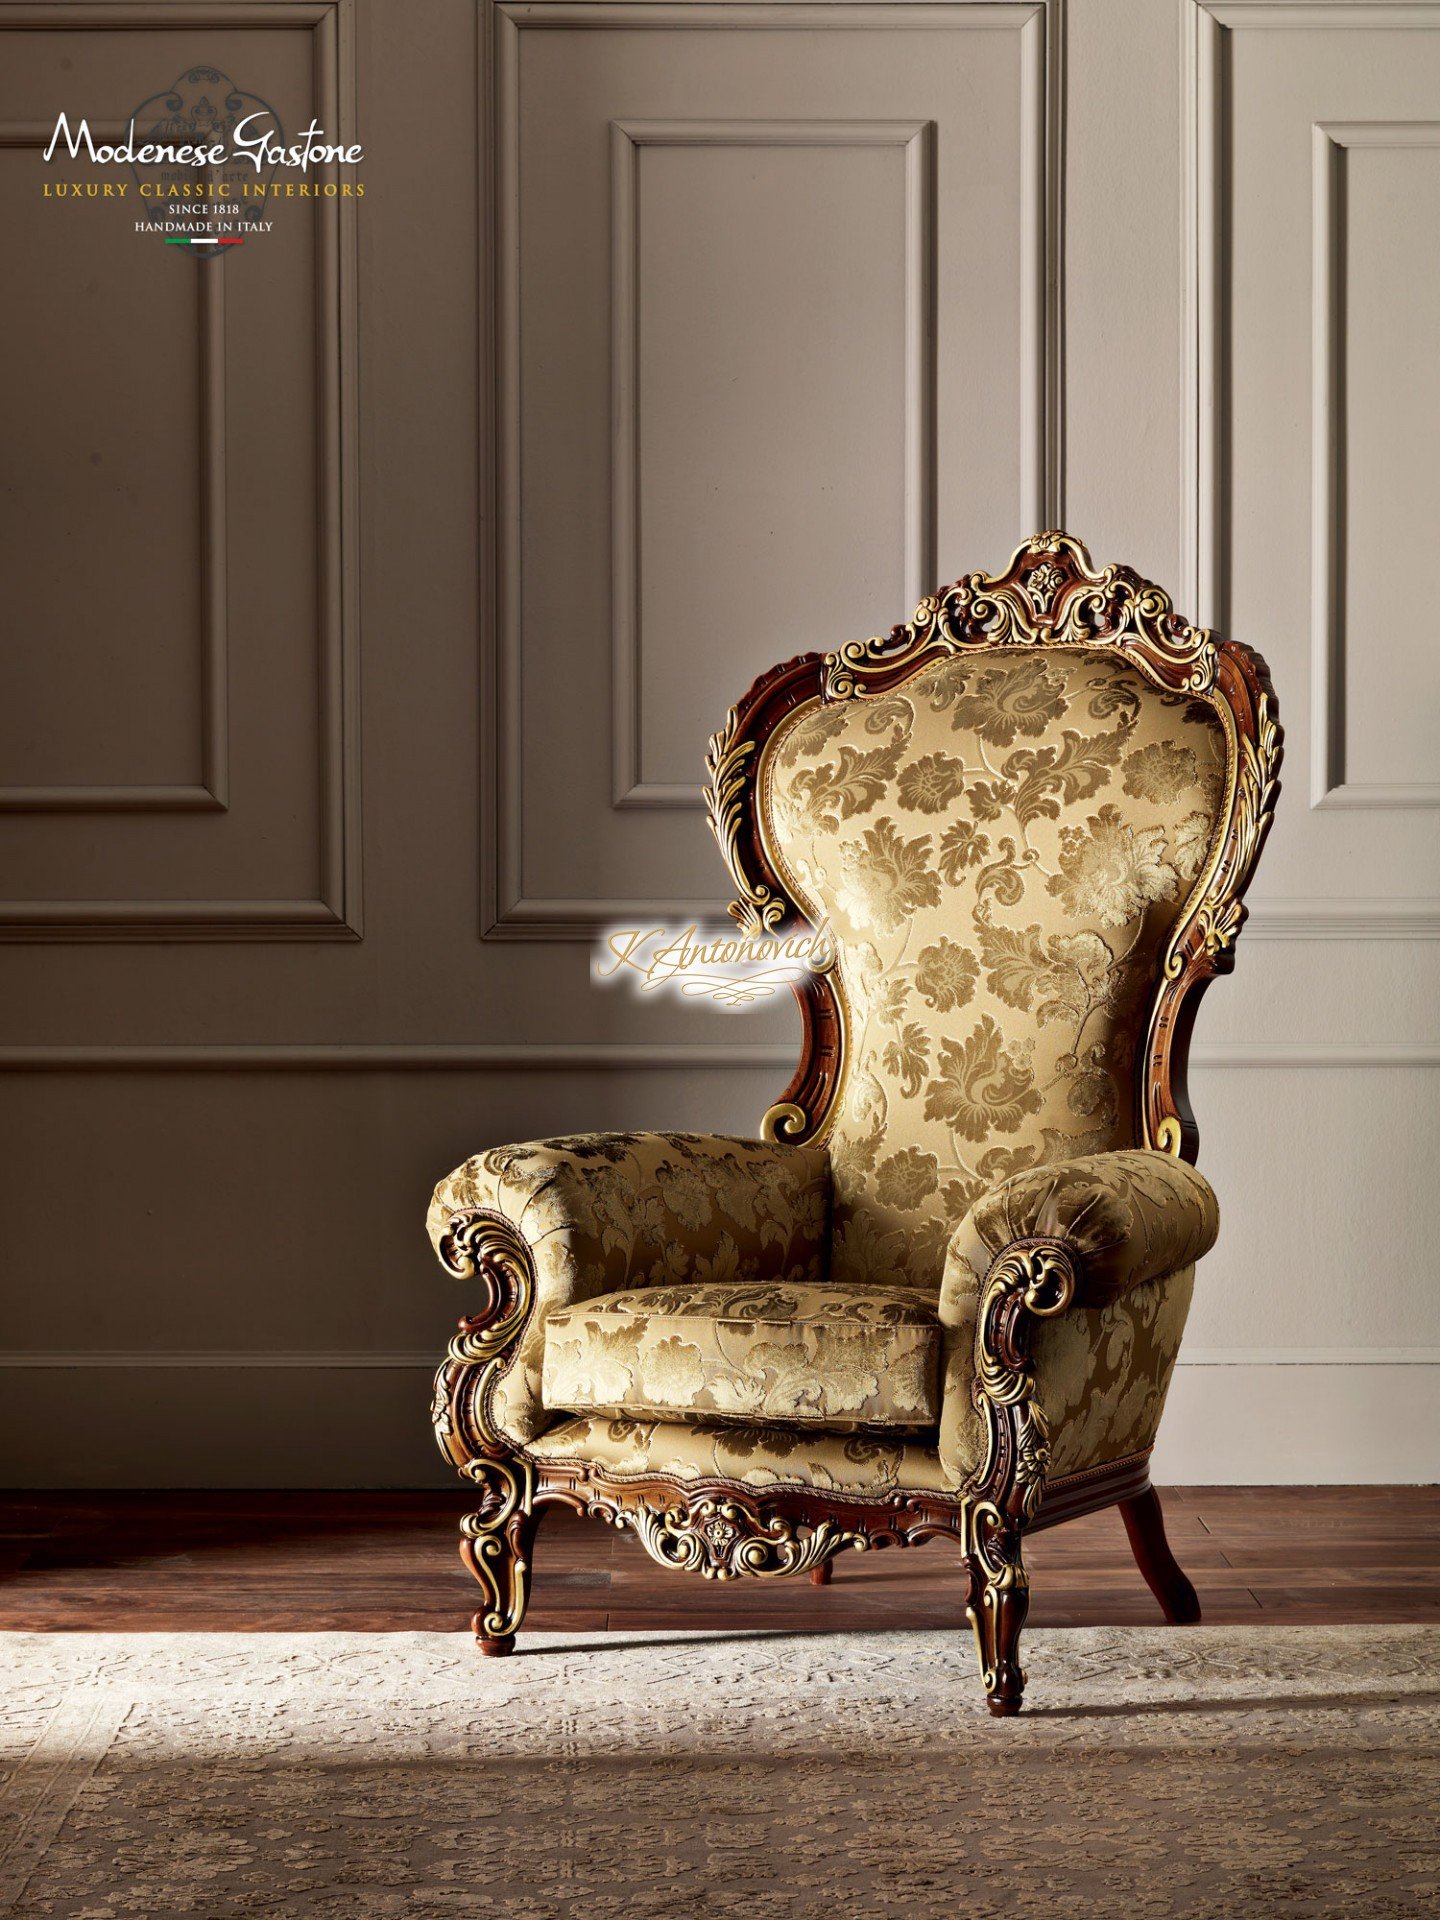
(540, 1280), (941, 1433)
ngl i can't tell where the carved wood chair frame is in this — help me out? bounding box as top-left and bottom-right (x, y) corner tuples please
(431, 532), (1281, 1714)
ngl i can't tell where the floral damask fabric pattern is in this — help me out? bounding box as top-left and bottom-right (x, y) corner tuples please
(762, 647), (1228, 1296)
(1031, 1264), (1196, 1478)
(526, 1411), (954, 1496)
(542, 1279), (940, 1432)
(428, 1133), (830, 1447)
(949, 1148), (1219, 1303)
(936, 1149), (1218, 1482)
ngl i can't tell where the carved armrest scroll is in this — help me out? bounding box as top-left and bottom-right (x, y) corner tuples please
(970, 1239), (1078, 1528)
(431, 1210), (536, 1475)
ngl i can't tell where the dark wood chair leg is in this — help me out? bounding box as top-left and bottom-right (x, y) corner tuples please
(966, 1532), (1028, 1716)
(1120, 1486), (1201, 1625)
(461, 1479), (540, 1656)
(809, 1559), (833, 1586)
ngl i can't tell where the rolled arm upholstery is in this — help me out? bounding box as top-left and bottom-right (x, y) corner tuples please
(937, 1149), (1220, 1486)
(428, 1130), (831, 1447)
(946, 1148), (1219, 1311)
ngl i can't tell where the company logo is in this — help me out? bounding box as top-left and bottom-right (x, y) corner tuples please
(40, 66), (364, 254)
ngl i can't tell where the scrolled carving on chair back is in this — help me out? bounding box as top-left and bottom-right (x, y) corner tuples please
(705, 534), (1281, 1299)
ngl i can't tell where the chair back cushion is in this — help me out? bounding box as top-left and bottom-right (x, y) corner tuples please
(760, 647), (1228, 1294)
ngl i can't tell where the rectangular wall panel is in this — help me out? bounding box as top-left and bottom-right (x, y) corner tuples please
(1189, 1), (1440, 936)
(0, 128), (220, 811)
(1313, 124), (1440, 808)
(612, 119), (933, 808)
(0, 5), (359, 937)
(1174, 0), (1440, 1490)
(486, 1), (1060, 935)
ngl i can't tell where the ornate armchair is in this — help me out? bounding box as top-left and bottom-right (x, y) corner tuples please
(429, 533), (1281, 1714)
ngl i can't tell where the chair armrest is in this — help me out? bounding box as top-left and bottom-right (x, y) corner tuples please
(936, 1149), (1218, 1493)
(428, 1130), (831, 1453)
(943, 1148), (1219, 1316)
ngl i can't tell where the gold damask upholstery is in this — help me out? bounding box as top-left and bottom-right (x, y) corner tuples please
(761, 652), (1227, 1296)
(935, 1150), (1217, 1481)
(527, 1412), (951, 1497)
(950, 1148), (1219, 1298)
(542, 1278), (940, 1432)
(428, 1131), (829, 1447)
(1030, 1265), (1196, 1478)
(429, 533), (1281, 1714)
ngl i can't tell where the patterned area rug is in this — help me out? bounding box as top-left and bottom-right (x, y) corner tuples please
(2, 1627), (1437, 1918)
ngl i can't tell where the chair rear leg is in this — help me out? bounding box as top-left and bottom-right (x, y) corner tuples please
(1120, 1486), (1201, 1625)
(809, 1559), (833, 1586)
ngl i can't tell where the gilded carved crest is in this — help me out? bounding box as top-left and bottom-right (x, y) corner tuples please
(823, 532), (1219, 702)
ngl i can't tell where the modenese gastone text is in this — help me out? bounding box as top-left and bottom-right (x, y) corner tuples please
(43, 113), (362, 171)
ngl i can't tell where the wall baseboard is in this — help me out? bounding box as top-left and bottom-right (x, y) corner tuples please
(1, 1358), (1434, 1487)
(1155, 1361), (1440, 1486)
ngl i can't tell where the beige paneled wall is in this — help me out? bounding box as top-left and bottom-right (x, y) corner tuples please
(1157, 0), (1440, 1479)
(1, 0), (1436, 1485)
(0, 11), (356, 936)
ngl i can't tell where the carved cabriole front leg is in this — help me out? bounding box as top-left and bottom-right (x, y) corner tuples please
(461, 1458), (537, 1654)
(431, 1210), (541, 1655)
(966, 1239), (1078, 1716)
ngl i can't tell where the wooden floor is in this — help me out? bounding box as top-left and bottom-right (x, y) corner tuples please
(1, 1487), (1436, 1633)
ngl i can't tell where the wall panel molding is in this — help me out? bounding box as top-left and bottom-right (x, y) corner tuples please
(483, 0), (1063, 935)
(1183, 0), (1440, 940)
(490, 1), (1050, 27)
(1202, 2), (1440, 24)
(1310, 118), (1440, 810)
(0, 1041), (803, 1070)
(0, 126), (228, 816)
(1243, 899), (1440, 939)
(0, 0), (361, 940)
(609, 116), (937, 810)
(0, 898), (358, 944)
(3, 1351), (442, 1370)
